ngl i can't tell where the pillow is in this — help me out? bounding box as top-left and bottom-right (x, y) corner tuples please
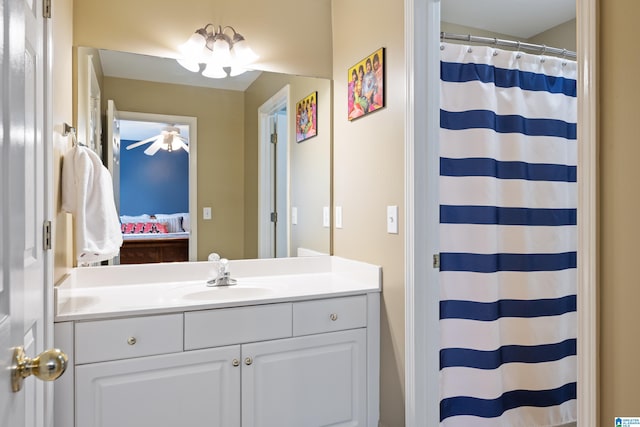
(176, 213), (190, 232)
(154, 213), (184, 233)
(120, 214), (151, 223)
(121, 222), (168, 234)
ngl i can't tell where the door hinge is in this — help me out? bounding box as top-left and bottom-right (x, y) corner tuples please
(43, 220), (52, 250)
(43, 0), (51, 18)
(433, 253), (440, 269)
(270, 133), (277, 144)
(270, 212), (277, 223)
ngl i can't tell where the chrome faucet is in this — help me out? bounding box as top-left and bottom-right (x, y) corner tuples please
(207, 257), (237, 287)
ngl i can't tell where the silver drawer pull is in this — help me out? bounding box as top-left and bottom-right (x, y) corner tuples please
(245, 357), (253, 366)
(330, 313), (338, 321)
(232, 359), (240, 367)
(127, 337), (137, 346)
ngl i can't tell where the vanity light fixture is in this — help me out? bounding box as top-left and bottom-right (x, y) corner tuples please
(177, 24), (258, 79)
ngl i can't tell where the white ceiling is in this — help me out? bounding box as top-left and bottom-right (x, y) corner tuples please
(441, 0), (576, 39)
(119, 120), (190, 143)
(99, 49), (263, 92)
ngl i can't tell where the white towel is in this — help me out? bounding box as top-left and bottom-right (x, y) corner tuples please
(62, 145), (123, 264)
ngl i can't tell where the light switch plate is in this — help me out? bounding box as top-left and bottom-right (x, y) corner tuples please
(203, 207), (212, 220)
(335, 206), (343, 229)
(323, 207), (330, 228)
(387, 205), (398, 234)
(291, 207), (298, 225)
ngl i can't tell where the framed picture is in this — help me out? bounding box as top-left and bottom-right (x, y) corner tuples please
(348, 47), (385, 121)
(296, 92), (318, 142)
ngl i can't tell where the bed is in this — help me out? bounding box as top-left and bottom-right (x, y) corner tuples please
(118, 213), (190, 264)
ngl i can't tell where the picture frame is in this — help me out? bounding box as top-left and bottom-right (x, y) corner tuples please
(348, 47), (385, 121)
(295, 91), (318, 142)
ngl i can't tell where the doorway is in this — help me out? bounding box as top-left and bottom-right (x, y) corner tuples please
(404, 0), (597, 425)
(106, 107), (198, 261)
(258, 85), (291, 258)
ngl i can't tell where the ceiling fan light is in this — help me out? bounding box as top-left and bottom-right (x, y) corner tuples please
(202, 63), (227, 79)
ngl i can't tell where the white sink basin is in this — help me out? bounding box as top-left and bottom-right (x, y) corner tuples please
(179, 286), (275, 301)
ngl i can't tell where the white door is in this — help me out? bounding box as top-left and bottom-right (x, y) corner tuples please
(106, 101), (121, 264)
(0, 0), (63, 425)
(241, 329), (367, 427)
(106, 100), (121, 214)
(75, 346), (241, 427)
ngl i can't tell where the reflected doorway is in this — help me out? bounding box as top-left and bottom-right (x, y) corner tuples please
(258, 86), (290, 258)
(106, 104), (198, 263)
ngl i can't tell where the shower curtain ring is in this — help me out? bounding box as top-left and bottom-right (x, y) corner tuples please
(540, 45), (547, 63)
(515, 41), (522, 59)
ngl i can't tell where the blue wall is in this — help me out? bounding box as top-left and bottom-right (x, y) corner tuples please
(120, 139), (189, 215)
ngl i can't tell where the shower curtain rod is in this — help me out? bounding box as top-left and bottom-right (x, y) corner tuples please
(441, 32), (577, 59)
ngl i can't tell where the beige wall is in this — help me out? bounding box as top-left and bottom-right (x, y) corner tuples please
(289, 78), (332, 256)
(243, 73), (332, 258)
(73, 0), (333, 78)
(600, 1), (640, 423)
(102, 77), (246, 260)
(52, 0), (74, 283)
(331, 0), (406, 425)
(442, 19), (576, 53)
(528, 19), (576, 53)
(441, 21), (525, 40)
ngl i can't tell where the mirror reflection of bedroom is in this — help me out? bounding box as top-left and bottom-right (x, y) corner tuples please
(76, 46), (332, 266)
(116, 117), (193, 265)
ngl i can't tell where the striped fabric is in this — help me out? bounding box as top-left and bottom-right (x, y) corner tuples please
(439, 43), (577, 427)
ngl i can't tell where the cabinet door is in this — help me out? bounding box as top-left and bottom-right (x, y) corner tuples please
(242, 329), (367, 427)
(76, 346), (241, 427)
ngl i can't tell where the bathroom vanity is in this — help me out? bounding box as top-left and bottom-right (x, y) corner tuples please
(53, 256), (380, 427)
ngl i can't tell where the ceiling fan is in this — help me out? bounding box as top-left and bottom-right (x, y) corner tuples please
(125, 125), (189, 156)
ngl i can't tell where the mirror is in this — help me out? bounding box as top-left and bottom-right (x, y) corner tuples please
(75, 46), (332, 264)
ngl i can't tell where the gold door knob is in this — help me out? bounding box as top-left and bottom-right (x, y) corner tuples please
(330, 313), (338, 321)
(232, 359), (240, 367)
(11, 347), (68, 392)
(244, 357), (253, 366)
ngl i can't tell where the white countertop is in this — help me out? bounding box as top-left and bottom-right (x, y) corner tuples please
(55, 256), (381, 322)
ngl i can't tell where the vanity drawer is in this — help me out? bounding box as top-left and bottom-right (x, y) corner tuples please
(293, 295), (367, 336)
(75, 314), (183, 364)
(184, 303), (292, 350)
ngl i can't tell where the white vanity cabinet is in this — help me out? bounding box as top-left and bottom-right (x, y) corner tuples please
(75, 346), (241, 427)
(56, 293), (379, 427)
(242, 328), (367, 426)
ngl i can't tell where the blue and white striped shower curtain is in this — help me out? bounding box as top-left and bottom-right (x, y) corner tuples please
(439, 42), (577, 426)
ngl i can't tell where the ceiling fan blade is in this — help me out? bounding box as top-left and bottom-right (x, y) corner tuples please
(176, 139), (189, 153)
(126, 135), (159, 150)
(144, 139), (164, 156)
